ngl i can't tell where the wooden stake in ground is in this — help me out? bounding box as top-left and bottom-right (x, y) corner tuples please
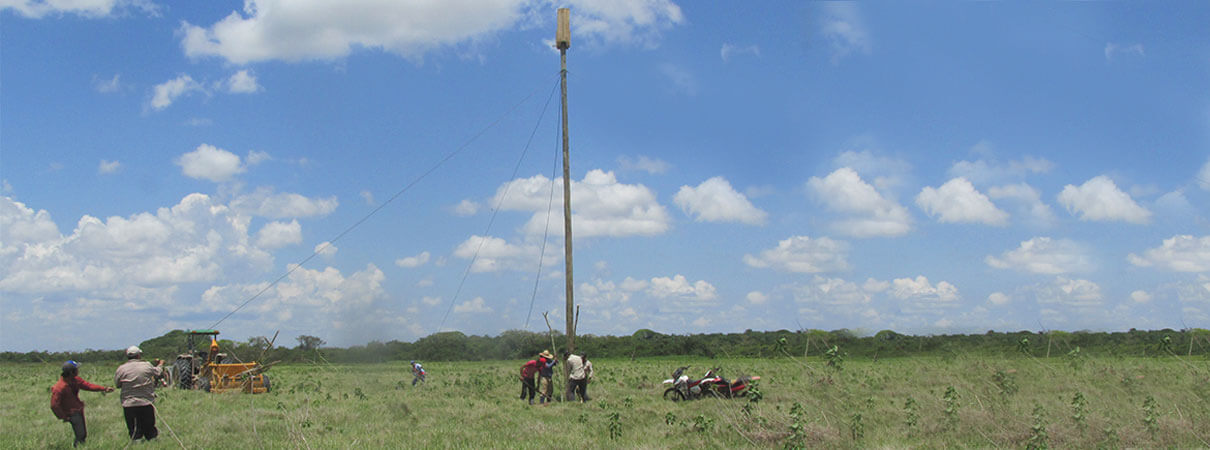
(541, 311), (563, 401)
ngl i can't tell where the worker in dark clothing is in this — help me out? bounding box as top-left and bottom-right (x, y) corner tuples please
(50, 360), (113, 447)
(537, 350), (557, 404)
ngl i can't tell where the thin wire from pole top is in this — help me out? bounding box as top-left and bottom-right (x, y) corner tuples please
(208, 73), (561, 331)
(524, 94), (564, 329)
(437, 76), (562, 332)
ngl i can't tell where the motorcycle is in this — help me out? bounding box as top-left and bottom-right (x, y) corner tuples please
(714, 371), (760, 398)
(662, 366), (760, 401)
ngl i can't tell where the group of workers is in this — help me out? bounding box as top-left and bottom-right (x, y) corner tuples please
(50, 346), (165, 447)
(50, 346), (593, 446)
(519, 350), (592, 405)
(410, 349), (593, 406)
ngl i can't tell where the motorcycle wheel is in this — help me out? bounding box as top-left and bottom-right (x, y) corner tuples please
(663, 388), (686, 402)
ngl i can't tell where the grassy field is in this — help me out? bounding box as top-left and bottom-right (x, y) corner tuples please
(2, 354), (1207, 448)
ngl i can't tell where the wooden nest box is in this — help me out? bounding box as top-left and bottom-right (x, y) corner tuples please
(556, 8), (570, 50)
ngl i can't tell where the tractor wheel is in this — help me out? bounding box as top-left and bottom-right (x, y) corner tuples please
(199, 377), (211, 393)
(663, 388), (685, 402)
(262, 374), (271, 393)
(174, 359), (193, 390)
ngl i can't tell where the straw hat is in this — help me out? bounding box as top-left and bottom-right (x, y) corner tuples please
(539, 350), (554, 359)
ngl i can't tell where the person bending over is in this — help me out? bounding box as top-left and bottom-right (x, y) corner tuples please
(519, 358), (540, 405)
(51, 360), (113, 447)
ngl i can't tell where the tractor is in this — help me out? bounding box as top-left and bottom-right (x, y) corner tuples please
(172, 329), (273, 394)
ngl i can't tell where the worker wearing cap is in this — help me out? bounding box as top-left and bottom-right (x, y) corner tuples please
(114, 346), (164, 442)
(411, 360), (426, 386)
(50, 360), (113, 447)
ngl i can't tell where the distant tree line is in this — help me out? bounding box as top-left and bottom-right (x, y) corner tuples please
(3, 327), (1207, 364)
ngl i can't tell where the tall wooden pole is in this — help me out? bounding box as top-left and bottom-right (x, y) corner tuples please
(556, 8), (576, 401)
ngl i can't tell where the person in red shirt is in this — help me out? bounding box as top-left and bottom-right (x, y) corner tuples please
(518, 359), (540, 405)
(50, 360), (113, 447)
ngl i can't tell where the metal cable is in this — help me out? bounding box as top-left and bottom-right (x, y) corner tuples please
(437, 77), (562, 332)
(207, 73), (561, 331)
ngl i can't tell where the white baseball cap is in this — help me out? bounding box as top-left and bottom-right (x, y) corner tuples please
(125, 346), (142, 357)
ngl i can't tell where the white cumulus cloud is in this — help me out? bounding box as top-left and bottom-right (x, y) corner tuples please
(180, 0), (684, 64)
(0, 193), (273, 295)
(1057, 175), (1151, 224)
(314, 241), (337, 257)
(98, 160), (122, 174)
(648, 275), (717, 301)
(151, 74), (203, 110)
(807, 167), (911, 237)
(255, 220), (301, 249)
(916, 177), (1009, 225)
(746, 291), (767, 304)
(578, 278), (639, 313)
(203, 263), (392, 339)
(494, 170), (670, 238)
(230, 188), (339, 219)
(819, 2), (869, 63)
(674, 176), (767, 225)
(742, 236), (849, 273)
(988, 183), (1055, 227)
(2, 0), (157, 19)
(395, 251), (431, 268)
(720, 43), (759, 62)
(790, 276), (873, 306)
(1034, 277), (1102, 307)
(452, 235), (546, 273)
(93, 74), (121, 93)
(0, 196), (62, 248)
(1128, 235), (1210, 272)
(454, 297), (492, 314)
(248, 150), (272, 165)
(177, 144), (245, 182)
(988, 292), (1010, 305)
(225, 69), (261, 93)
(986, 237), (1093, 274)
(452, 199), (480, 216)
(891, 276), (959, 303)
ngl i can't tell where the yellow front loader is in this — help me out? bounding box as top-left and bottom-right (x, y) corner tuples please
(172, 329), (272, 394)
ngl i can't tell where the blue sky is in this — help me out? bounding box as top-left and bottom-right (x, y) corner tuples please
(2, 1), (1209, 352)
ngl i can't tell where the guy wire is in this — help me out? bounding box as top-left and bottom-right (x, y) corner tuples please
(209, 73), (561, 331)
(437, 76), (562, 332)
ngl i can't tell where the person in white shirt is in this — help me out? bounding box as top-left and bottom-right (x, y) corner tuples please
(114, 346), (164, 442)
(563, 350), (592, 402)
